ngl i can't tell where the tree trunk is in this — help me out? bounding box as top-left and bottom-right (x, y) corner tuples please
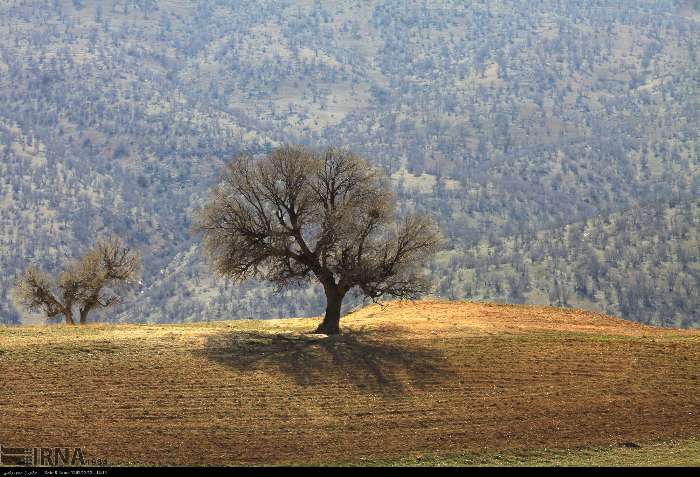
(80, 297), (99, 325)
(64, 309), (75, 326)
(79, 307), (90, 325)
(315, 288), (344, 335)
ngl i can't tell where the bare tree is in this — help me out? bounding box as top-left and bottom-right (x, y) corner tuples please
(15, 237), (140, 325)
(74, 237), (141, 324)
(15, 265), (82, 325)
(196, 145), (442, 334)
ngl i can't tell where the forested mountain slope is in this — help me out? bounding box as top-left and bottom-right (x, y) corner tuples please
(438, 197), (700, 328)
(0, 0), (698, 326)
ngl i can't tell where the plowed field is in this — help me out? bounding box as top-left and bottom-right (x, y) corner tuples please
(1, 301), (698, 466)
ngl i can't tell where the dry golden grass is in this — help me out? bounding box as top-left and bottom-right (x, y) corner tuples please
(1, 300), (698, 466)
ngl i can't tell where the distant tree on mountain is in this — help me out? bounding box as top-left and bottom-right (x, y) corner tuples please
(15, 237), (140, 325)
(196, 145), (442, 334)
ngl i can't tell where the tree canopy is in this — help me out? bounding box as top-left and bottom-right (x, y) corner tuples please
(197, 145), (442, 333)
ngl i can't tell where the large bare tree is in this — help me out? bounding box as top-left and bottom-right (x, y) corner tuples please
(15, 237), (140, 325)
(196, 145), (442, 334)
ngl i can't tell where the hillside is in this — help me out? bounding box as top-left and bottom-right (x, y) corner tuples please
(1, 301), (698, 466)
(439, 196), (700, 328)
(0, 0), (698, 326)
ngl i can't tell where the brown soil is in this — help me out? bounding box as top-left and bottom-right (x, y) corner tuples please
(1, 300), (698, 466)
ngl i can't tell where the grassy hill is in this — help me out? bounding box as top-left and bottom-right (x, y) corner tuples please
(1, 301), (698, 466)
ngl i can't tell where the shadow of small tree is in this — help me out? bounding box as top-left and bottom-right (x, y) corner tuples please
(197, 330), (456, 396)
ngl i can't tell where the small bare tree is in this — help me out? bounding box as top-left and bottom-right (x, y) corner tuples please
(15, 265), (83, 325)
(74, 237), (141, 324)
(196, 145), (442, 334)
(15, 237), (140, 325)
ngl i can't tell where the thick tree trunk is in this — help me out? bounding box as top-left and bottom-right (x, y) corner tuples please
(80, 298), (98, 325)
(64, 309), (75, 325)
(315, 288), (344, 335)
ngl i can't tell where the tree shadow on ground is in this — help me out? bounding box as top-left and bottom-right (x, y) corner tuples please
(197, 330), (456, 396)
